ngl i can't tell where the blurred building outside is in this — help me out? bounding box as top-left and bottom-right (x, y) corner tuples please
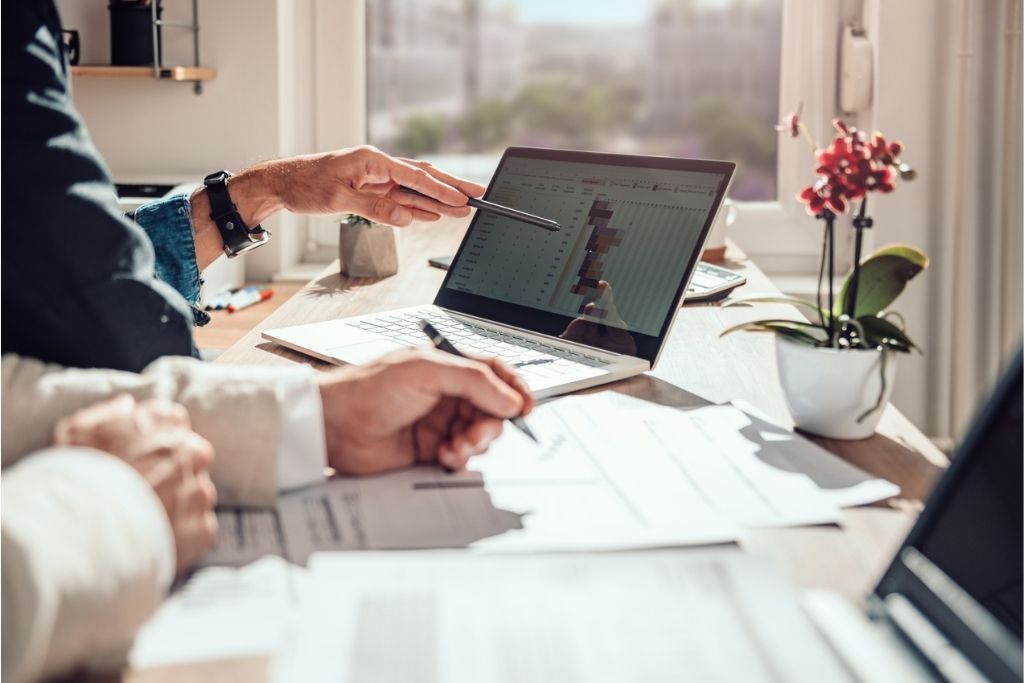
(367, 0), (782, 201)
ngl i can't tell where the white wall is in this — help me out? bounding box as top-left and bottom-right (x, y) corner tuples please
(54, 0), (367, 283)
(863, 0), (1022, 437)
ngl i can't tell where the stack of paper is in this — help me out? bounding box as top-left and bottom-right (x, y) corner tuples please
(300, 551), (857, 683)
(202, 393), (898, 566)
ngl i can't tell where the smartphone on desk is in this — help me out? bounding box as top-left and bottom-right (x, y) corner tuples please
(428, 255), (453, 270)
(683, 263), (747, 303)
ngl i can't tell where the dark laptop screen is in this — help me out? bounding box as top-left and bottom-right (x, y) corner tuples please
(913, 367), (1023, 639)
(435, 148), (733, 363)
(876, 349), (1023, 679)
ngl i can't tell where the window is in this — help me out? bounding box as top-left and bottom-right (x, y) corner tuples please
(296, 0), (848, 276)
(366, 0), (783, 201)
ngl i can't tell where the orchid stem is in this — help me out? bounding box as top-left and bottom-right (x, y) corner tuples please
(816, 219), (828, 337)
(798, 121), (818, 155)
(846, 199), (870, 332)
(826, 213), (836, 344)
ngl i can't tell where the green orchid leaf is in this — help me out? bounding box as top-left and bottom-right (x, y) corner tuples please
(720, 319), (828, 346)
(768, 324), (829, 346)
(836, 244), (928, 318)
(723, 294), (828, 320)
(855, 314), (919, 353)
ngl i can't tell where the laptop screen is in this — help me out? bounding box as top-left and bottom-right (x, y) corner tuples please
(875, 349), (1023, 679)
(434, 148), (734, 364)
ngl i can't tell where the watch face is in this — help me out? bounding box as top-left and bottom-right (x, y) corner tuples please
(225, 228), (271, 258)
(204, 170), (232, 185)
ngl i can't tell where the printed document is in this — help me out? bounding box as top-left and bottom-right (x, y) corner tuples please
(303, 551), (855, 683)
(203, 393), (897, 566)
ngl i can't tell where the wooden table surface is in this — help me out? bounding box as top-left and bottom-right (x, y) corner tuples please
(217, 215), (948, 602)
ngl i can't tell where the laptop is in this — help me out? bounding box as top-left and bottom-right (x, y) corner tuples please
(841, 346), (1023, 682)
(302, 350), (1022, 682)
(263, 147), (735, 398)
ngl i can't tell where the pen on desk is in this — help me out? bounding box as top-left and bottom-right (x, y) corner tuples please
(227, 287), (273, 313)
(399, 186), (560, 232)
(419, 319), (539, 443)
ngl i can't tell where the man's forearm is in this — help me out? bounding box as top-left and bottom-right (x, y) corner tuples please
(187, 147), (484, 269)
(189, 162), (284, 269)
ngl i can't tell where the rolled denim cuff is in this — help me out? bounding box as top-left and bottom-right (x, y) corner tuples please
(132, 194), (210, 327)
(133, 193), (201, 306)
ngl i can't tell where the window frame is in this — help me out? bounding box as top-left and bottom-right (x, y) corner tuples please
(727, 0), (852, 273)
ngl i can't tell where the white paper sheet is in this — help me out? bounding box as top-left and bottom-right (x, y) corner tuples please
(728, 399), (901, 508)
(541, 395), (843, 528)
(129, 557), (298, 670)
(202, 392), (898, 566)
(304, 551), (855, 683)
(203, 402), (744, 565)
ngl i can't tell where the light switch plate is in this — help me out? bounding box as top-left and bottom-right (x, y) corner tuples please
(840, 25), (873, 114)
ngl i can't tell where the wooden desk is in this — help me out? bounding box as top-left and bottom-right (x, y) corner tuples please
(217, 216), (948, 601)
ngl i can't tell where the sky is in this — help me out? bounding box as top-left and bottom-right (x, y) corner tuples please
(512, 0), (736, 26)
(513, 0), (657, 26)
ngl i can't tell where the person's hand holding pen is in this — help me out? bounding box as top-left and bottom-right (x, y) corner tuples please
(190, 146), (486, 268)
(317, 347), (534, 475)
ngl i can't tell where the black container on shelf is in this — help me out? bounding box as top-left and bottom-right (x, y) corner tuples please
(109, 1), (162, 66)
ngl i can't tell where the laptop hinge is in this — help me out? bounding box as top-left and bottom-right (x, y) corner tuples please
(442, 308), (635, 361)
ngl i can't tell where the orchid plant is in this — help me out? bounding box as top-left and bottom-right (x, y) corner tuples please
(340, 213), (373, 226)
(723, 111), (928, 354)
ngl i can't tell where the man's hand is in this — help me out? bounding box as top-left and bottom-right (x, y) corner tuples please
(318, 347), (534, 475)
(268, 146), (487, 226)
(54, 395), (218, 575)
(190, 146), (486, 268)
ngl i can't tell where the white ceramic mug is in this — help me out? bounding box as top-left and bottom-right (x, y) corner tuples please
(706, 198), (737, 251)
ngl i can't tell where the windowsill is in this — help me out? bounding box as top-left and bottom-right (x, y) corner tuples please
(769, 274), (843, 301)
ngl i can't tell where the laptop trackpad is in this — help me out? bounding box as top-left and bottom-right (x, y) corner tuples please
(326, 339), (409, 365)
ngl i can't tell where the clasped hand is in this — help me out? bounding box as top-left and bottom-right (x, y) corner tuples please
(53, 395), (217, 576)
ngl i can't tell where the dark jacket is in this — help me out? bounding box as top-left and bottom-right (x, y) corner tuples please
(1, 1), (195, 373)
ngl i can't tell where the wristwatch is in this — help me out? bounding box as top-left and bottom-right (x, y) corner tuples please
(203, 170), (271, 258)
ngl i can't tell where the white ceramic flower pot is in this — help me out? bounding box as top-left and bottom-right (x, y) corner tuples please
(775, 336), (897, 440)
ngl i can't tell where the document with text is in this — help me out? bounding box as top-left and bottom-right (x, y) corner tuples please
(303, 551), (855, 683)
(202, 393), (896, 566)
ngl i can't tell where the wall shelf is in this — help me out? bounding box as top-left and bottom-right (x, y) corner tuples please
(71, 65), (217, 82)
(73, 0), (211, 94)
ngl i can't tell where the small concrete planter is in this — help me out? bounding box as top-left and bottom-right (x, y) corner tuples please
(775, 336), (896, 440)
(338, 217), (398, 278)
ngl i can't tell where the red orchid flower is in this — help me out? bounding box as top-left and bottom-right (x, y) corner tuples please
(794, 117), (914, 216)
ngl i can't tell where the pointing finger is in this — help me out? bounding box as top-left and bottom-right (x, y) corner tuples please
(401, 158), (486, 198)
(387, 158), (467, 207)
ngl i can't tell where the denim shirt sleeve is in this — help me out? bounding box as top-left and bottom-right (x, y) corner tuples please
(132, 194), (211, 327)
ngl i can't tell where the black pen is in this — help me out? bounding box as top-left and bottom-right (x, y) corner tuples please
(419, 320), (538, 443)
(400, 186), (560, 232)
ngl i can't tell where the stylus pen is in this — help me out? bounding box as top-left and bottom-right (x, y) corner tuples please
(399, 187), (560, 232)
(419, 320), (539, 443)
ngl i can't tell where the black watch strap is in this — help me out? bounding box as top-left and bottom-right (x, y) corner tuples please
(203, 170), (271, 258)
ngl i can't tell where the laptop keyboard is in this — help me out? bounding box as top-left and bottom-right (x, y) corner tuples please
(348, 311), (610, 381)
